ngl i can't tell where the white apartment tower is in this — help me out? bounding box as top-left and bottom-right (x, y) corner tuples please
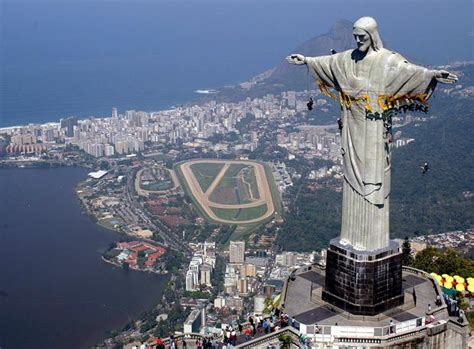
(185, 270), (195, 291)
(229, 241), (245, 264)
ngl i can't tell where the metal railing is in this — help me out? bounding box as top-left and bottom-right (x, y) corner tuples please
(402, 266), (447, 318)
(235, 326), (301, 349)
(303, 316), (426, 339)
(151, 333), (208, 348)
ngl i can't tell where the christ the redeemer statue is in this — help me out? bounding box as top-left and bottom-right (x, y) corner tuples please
(287, 17), (457, 251)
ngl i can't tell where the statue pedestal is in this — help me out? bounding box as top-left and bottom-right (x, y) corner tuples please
(322, 239), (404, 315)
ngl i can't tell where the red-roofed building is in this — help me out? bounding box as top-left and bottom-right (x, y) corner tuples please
(130, 245), (149, 253)
(147, 251), (164, 263)
(114, 240), (166, 271)
(144, 260), (155, 267)
(148, 251), (163, 259)
(118, 241), (143, 250)
(117, 242), (130, 249)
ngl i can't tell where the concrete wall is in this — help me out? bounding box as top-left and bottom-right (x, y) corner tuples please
(307, 319), (469, 348)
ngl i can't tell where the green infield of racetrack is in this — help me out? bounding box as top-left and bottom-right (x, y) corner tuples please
(175, 162), (219, 223)
(140, 180), (174, 191)
(175, 160), (282, 227)
(264, 163), (283, 217)
(245, 167), (261, 200)
(208, 164), (259, 205)
(210, 204), (268, 222)
(189, 162), (224, 192)
(225, 164), (283, 243)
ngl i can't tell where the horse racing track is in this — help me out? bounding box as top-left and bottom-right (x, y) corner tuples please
(176, 159), (278, 224)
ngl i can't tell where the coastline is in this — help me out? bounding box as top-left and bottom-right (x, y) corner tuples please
(101, 256), (168, 275)
(0, 160), (173, 263)
(0, 167), (171, 349)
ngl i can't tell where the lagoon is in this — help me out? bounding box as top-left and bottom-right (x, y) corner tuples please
(0, 167), (168, 349)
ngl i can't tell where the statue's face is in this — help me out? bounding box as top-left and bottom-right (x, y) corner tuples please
(353, 28), (371, 53)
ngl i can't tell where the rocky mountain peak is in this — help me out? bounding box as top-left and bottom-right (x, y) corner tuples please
(264, 19), (354, 89)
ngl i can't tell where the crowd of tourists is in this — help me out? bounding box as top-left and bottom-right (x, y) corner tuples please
(128, 309), (300, 349)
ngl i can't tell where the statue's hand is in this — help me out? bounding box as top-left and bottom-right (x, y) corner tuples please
(286, 54), (306, 65)
(435, 70), (458, 84)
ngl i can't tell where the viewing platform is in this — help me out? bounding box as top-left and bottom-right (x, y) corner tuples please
(278, 264), (469, 348)
(122, 263), (469, 349)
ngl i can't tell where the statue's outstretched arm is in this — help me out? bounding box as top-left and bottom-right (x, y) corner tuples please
(287, 52), (338, 89)
(286, 54), (306, 65)
(434, 70), (458, 84)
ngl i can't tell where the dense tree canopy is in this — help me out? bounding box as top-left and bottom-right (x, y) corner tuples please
(411, 247), (474, 277)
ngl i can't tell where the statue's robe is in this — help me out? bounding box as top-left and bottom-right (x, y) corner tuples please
(306, 48), (437, 250)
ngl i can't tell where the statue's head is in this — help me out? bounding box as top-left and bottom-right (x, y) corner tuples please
(353, 17), (383, 53)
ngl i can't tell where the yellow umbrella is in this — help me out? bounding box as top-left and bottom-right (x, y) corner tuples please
(273, 294), (281, 307)
(445, 276), (454, 283)
(434, 275), (443, 282)
(468, 284), (474, 293)
(442, 274), (450, 279)
(455, 284), (465, 292)
(455, 277), (465, 284)
(466, 277), (474, 285)
(444, 282), (453, 289)
(438, 280), (444, 287)
(430, 272), (438, 278)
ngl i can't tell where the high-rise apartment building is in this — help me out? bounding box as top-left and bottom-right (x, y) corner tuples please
(238, 278), (248, 294)
(229, 241), (245, 264)
(60, 116), (78, 137)
(200, 264), (212, 287)
(185, 270), (195, 291)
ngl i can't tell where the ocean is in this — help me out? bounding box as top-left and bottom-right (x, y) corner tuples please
(1, 0), (473, 127)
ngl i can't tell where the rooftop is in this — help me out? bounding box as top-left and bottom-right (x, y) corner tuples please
(88, 170), (108, 179)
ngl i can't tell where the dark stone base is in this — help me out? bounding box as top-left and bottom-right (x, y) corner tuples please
(322, 239), (404, 316)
